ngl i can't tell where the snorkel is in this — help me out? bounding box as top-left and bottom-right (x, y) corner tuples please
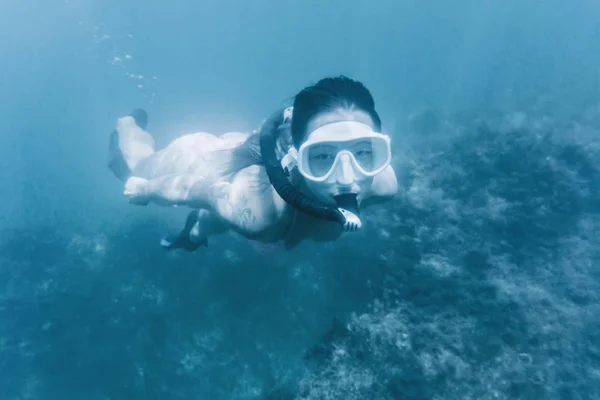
(259, 109), (362, 231)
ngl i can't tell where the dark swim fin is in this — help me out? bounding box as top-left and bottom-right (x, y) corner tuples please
(160, 209), (208, 252)
(160, 235), (207, 251)
(130, 108), (148, 130)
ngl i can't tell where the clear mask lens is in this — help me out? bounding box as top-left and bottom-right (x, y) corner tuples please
(301, 136), (390, 180)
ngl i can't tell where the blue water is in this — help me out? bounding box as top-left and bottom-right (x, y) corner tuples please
(1, 1), (599, 399)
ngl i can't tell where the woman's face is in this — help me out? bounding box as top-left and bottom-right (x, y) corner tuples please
(299, 108), (379, 205)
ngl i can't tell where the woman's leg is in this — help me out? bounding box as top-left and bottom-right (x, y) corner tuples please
(108, 109), (154, 182)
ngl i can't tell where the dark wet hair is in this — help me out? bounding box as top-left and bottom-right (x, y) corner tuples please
(290, 75), (382, 148)
(220, 76), (382, 177)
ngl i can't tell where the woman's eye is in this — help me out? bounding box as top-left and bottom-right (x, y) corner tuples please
(315, 153), (333, 160)
(355, 149), (372, 156)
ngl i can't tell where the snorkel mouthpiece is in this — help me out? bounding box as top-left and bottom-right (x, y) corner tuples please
(334, 193), (362, 232)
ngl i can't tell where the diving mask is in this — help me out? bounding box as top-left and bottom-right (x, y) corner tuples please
(284, 121), (392, 182)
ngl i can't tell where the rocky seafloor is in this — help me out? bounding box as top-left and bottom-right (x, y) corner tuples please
(1, 104), (599, 399)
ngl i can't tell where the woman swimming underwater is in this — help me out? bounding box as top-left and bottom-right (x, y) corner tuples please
(108, 76), (398, 250)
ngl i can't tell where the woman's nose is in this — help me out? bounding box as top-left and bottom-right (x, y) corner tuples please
(335, 153), (356, 186)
